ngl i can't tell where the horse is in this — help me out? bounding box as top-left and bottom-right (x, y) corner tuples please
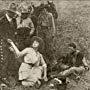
(46, 1), (58, 19)
(30, 2), (58, 33)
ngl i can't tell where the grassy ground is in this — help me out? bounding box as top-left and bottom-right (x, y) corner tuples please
(1, 70), (90, 90)
(1, 0), (90, 90)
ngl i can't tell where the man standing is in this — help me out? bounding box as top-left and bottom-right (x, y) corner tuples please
(16, 4), (35, 50)
(0, 3), (18, 81)
(37, 6), (56, 69)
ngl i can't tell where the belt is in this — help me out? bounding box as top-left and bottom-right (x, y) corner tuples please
(24, 62), (34, 67)
(41, 26), (50, 29)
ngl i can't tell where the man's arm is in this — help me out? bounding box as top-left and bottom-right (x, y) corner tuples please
(82, 56), (88, 67)
(29, 18), (35, 35)
(48, 13), (56, 37)
(40, 54), (48, 81)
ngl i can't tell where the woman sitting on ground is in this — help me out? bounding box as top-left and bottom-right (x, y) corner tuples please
(7, 36), (48, 87)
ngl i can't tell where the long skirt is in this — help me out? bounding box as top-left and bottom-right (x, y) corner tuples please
(19, 63), (43, 86)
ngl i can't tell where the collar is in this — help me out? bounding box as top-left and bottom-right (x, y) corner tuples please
(5, 14), (12, 22)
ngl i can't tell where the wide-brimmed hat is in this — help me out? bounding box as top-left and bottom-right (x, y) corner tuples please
(7, 2), (18, 14)
(18, 2), (29, 14)
(21, 5), (29, 13)
(47, 0), (53, 4)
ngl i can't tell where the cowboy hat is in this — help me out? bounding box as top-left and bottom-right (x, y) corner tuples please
(21, 7), (29, 13)
(7, 2), (18, 14)
(18, 2), (29, 14)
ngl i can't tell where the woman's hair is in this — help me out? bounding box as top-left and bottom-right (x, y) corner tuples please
(30, 36), (45, 52)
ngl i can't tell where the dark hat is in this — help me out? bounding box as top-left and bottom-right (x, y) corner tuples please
(68, 43), (76, 49)
(47, 0), (53, 4)
(21, 6), (29, 13)
(18, 2), (29, 14)
(7, 2), (17, 14)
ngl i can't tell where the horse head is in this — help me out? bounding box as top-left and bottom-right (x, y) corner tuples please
(46, 1), (58, 19)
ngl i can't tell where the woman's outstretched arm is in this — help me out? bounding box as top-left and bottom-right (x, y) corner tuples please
(8, 39), (28, 57)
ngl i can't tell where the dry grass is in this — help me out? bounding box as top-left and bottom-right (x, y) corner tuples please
(0, 0), (90, 90)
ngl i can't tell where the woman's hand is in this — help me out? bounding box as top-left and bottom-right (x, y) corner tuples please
(9, 46), (14, 52)
(7, 39), (13, 44)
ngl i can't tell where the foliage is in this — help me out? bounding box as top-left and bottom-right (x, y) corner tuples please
(54, 1), (90, 60)
(0, 1), (90, 90)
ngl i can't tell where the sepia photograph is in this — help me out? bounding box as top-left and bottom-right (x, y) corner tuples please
(0, 0), (90, 90)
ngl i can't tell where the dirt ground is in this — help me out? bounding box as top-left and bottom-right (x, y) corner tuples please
(1, 69), (90, 90)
